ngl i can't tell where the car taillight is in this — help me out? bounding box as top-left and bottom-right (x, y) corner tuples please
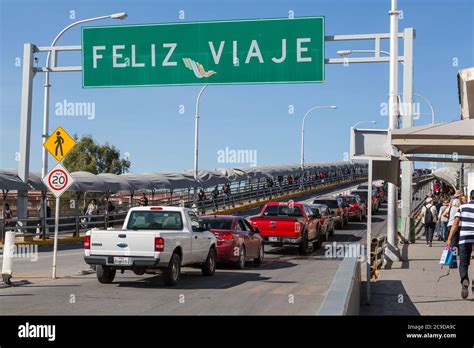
(84, 235), (90, 250)
(217, 233), (234, 242)
(294, 222), (301, 233)
(154, 237), (164, 252)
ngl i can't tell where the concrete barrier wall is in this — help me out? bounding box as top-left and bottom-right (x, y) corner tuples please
(317, 257), (361, 316)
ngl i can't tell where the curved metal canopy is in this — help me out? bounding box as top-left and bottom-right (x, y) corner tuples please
(0, 161), (366, 193)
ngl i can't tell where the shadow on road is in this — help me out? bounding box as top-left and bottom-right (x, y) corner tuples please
(217, 259), (298, 271)
(115, 270), (272, 290)
(329, 233), (363, 242)
(34, 242), (84, 254)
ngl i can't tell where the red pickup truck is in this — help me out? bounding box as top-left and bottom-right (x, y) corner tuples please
(249, 201), (322, 254)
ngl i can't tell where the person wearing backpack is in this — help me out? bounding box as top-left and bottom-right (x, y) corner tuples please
(420, 197), (438, 247)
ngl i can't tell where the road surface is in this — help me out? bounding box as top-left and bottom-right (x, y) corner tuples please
(0, 182), (388, 315)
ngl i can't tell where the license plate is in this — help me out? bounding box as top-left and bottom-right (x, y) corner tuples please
(268, 237), (279, 242)
(113, 257), (131, 265)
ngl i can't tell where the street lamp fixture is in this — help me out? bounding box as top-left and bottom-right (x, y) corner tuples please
(110, 12), (128, 19)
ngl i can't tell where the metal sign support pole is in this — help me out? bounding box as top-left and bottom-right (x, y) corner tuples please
(52, 196), (60, 279)
(367, 159), (373, 304)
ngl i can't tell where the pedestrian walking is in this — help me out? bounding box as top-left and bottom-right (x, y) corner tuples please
(211, 185), (219, 211)
(437, 199), (450, 242)
(139, 193), (149, 207)
(106, 200), (116, 228)
(85, 199), (98, 226)
(420, 197), (438, 247)
(447, 190), (474, 300)
(446, 198), (462, 251)
(222, 183), (234, 208)
(2, 203), (13, 227)
(197, 189), (206, 214)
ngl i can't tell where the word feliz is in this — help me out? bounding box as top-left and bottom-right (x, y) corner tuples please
(91, 38), (315, 68)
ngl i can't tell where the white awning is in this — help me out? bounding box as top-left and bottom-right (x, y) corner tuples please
(392, 118), (474, 156)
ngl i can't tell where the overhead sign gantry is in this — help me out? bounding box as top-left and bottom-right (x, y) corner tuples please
(81, 17), (325, 87)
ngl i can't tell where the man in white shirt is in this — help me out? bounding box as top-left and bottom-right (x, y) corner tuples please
(447, 190), (474, 300)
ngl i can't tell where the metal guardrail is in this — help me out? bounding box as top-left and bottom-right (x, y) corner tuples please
(0, 172), (367, 242)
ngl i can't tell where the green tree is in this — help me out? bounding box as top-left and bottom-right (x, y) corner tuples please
(63, 135), (130, 174)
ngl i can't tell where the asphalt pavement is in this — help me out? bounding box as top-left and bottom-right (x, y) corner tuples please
(0, 182), (388, 315)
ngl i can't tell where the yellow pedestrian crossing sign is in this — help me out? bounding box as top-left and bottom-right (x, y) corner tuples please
(43, 126), (76, 162)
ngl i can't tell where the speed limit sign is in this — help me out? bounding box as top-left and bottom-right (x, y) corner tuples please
(42, 162), (75, 198)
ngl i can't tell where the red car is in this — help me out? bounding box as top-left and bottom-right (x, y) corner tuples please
(249, 201), (322, 254)
(338, 195), (367, 222)
(199, 215), (264, 269)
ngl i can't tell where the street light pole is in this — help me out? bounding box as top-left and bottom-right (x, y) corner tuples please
(300, 105), (337, 169)
(193, 85), (207, 204)
(41, 12), (127, 179)
(413, 93), (435, 125)
(387, 0), (400, 260)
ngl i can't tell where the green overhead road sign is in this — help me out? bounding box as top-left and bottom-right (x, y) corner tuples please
(82, 17), (325, 87)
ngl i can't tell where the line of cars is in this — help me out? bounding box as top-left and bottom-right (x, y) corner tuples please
(84, 206), (267, 286)
(83, 182), (386, 286)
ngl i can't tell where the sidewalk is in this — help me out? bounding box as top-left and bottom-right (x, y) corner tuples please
(361, 238), (474, 315)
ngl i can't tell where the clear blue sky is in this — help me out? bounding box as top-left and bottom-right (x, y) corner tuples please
(0, 0), (472, 173)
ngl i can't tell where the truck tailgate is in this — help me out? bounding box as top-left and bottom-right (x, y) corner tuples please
(250, 217), (300, 237)
(90, 230), (155, 257)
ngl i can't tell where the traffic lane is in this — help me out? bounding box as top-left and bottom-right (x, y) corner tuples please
(234, 180), (365, 217)
(261, 202), (387, 260)
(2, 202), (387, 284)
(0, 204), (386, 315)
(0, 255), (341, 315)
(2, 181), (369, 281)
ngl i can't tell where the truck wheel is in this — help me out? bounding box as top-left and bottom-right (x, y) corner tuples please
(163, 253), (181, 286)
(235, 246), (246, 269)
(313, 235), (323, 250)
(201, 248), (217, 276)
(254, 244), (264, 266)
(96, 265), (116, 284)
(298, 232), (308, 255)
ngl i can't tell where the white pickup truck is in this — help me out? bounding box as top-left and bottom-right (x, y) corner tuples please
(84, 206), (217, 286)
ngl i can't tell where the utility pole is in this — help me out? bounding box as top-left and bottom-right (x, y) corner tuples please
(400, 28), (415, 244)
(386, 0), (401, 261)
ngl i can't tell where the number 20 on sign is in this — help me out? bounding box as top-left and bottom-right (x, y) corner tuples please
(42, 162), (75, 198)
